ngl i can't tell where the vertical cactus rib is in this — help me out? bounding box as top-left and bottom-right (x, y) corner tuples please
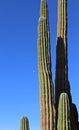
(20, 116), (30, 130)
(57, 93), (71, 130)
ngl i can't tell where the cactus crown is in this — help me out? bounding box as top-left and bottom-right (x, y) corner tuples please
(20, 116), (30, 130)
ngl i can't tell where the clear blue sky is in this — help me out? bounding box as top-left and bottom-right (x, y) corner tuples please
(0, 0), (79, 130)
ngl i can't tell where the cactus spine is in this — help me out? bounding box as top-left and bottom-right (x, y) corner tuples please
(38, 0), (55, 130)
(57, 93), (71, 130)
(20, 116), (30, 130)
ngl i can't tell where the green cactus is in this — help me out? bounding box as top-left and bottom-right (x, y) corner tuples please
(20, 116), (30, 130)
(57, 93), (71, 130)
(38, 0), (55, 130)
(55, 0), (69, 109)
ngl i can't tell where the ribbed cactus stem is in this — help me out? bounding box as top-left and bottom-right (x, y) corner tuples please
(20, 116), (30, 130)
(57, 0), (67, 39)
(57, 93), (71, 130)
(40, 0), (48, 18)
(55, 0), (69, 109)
(38, 0), (55, 130)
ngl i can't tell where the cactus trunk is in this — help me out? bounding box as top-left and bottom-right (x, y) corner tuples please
(38, 0), (55, 130)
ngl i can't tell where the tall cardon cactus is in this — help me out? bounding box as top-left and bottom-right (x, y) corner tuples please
(57, 93), (71, 130)
(38, 0), (55, 130)
(20, 116), (30, 130)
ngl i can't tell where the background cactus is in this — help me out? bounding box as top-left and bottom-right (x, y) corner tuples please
(57, 93), (71, 130)
(72, 104), (79, 128)
(55, 0), (70, 109)
(20, 116), (30, 130)
(70, 104), (78, 130)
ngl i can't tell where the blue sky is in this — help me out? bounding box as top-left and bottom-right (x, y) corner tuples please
(0, 0), (79, 130)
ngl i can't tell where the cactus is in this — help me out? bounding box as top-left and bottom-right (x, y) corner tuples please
(70, 104), (78, 130)
(37, 0), (79, 130)
(55, 1), (71, 127)
(57, 93), (71, 130)
(55, 0), (69, 108)
(72, 104), (78, 128)
(20, 116), (30, 130)
(38, 0), (55, 130)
